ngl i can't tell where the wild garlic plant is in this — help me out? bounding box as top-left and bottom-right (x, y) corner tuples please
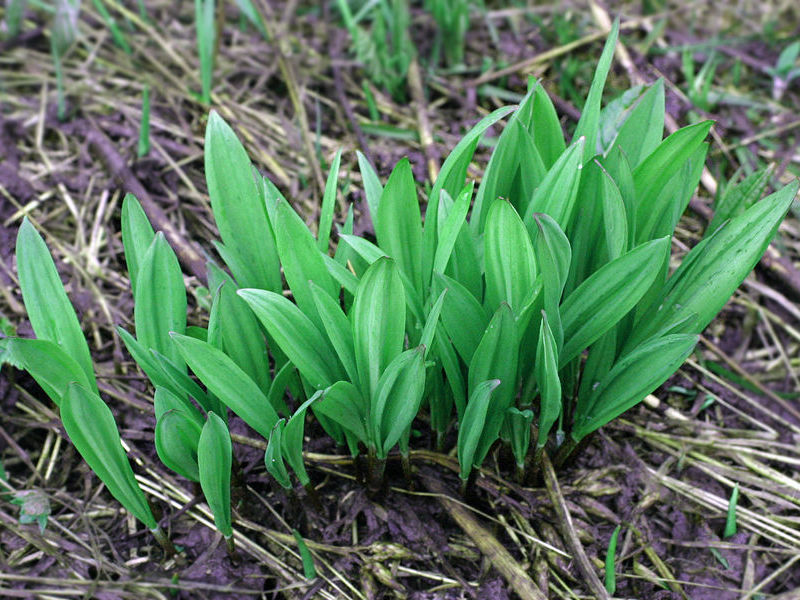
(6, 22), (798, 546)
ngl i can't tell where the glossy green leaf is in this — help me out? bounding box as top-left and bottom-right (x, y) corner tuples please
(457, 379), (501, 480)
(560, 237), (669, 365)
(282, 392), (321, 486)
(153, 386), (204, 427)
(149, 348), (217, 416)
(155, 409), (201, 482)
(597, 163), (628, 261)
(318, 148), (343, 251)
(274, 200), (337, 330)
(532, 214), (571, 349)
(507, 407), (533, 468)
(170, 333), (278, 438)
(433, 183), (473, 276)
(16, 218), (96, 389)
(375, 159), (423, 293)
(528, 81), (566, 168)
(4, 338), (91, 406)
(372, 347), (427, 458)
(238, 289), (344, 389)
(633, 181), (799, 344)
(484, 199), (537, 313)
(708, 167), (771, 235)
(610, 79), (665, 168)
(352, 257), (405, 402)
(573, 18), (618, 161)
(134, 232), (187, 367)
(61, 383), (157, 530)
(357, 150), (384, 227)
(434, 325), (467, 420)
(535, 312), (561, 447)
(434, 273), (488, 364)
(205, 111), (281, 291)
(523, 137), (584, 230)
(419, 289), (447, 354)
(293, 529), (317, 579)
(572, 334), (698, 441)
(198, 412), (233, 538)
(121, 193), (155, 297)
(265, 421), (292, 489)
(468, 304), (519, 466)
(310, 281), (358, 386)
(314, 381), (367, 444)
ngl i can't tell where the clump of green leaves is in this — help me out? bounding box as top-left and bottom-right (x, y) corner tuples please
(8, 24), (798, 548)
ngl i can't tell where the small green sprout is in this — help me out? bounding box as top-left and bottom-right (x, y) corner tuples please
(12, 489), (50, 533)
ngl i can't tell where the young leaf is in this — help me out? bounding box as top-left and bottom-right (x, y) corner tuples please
(418, 288), (447, 354)
(61, 383), (157, 530)
(523, 137), (585, 230)
(535, 312), (562, 447)
(134, 232), (187, 367)
(573, 18), (619, 161)
(357, 150), (384, 228)
(605, 525), (622, 594)
(434, 273), (489, 364)
(375, 159), (424, 293)
(170, 333), (279, 439)
(432, 183), (473, 276)
(265, 421), (292, 489)
(457, 379), (501, 480)
(468, 304), (519, 467)
(198, 412), (233, 539)
(528, 81), (566, 168)
(484, 199), (537, 313)
(318, 148), (343, 251)
(560, 237), (670, 365)
(4, 338), (91, 406)
(314, 381), (368, 444)
(708, 167), (771, 235)
(610, 79), (665, 169)
(282, 392), (322, 486)
(351, 257), (406, 402)
(205, 111), (281, 291)
(507, 407), (533, 469)
(532, 214), (571, 349)
(121, 193), (155, 296)
(238, 289), (345, 389)
(153, 386), (204, 427)
(571, 334), (698, 441)
(155, 409), (202, 482)
(309, 281), (358, 386)
(16, 218), (96, 389)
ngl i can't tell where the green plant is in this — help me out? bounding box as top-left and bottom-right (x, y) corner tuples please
(7, 23), (798, 550)
(195, 0), (216, 105)
(138, 84), (150, 158)
(425, 0), (470, 66)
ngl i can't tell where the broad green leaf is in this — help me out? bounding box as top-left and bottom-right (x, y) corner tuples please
(532, 214), (571, 349)
(121, 193), (155, 297)
(356, 151), (383, 228)
(560, 237), (669, 365)
(433, 183), (473, 276)
(468, 304), (519, 466)
(352, 257), (406, 402)
(419, 289), (447, 354)
(205, 111), (281, 291)
(155, 409), (201, 481)
(507, 407), (533, 468)
(274, 199), (338, 330)
(282, 392), (322, 486)
(238, 289), (344, 389)
(434, 273), (489, 364)
(5, 338), (90, 406)
(266, 361), (294, 416)
(535, 312), (561, 447)
(572, 335), (698, 441)
(149, 348), (218, 416)
(314, 381), (367, 443)
(375, 159), (424, 293)
(597, 164), (628, 261)
(16, 218), (96, 389)
(212, 281), (271, 395)
(310, 281), (358, 386)
(434, 325), (467, 420)
(371, 347), (426, 457)
(118, 326), (180, 395)
(423, 105), (516, 284)
(198, 412), (233, 538)
(170, 333), (279, 439)
(265, 421), (292, 489)
(135, 233), (187, 367)
(633, 181), (799, 344)
(633, 120), (712, 236)
(61, 383), (157, 530)
(318, 148), (342, 252)
(323, 254), (360, 295)
(523, 137), (584, 230)
(610, 79), (665, 168)
(563, 160), (606, 293)
(484, 199), (537, 313)
(153, 386), (204, 427)
(708, 167), (771, 235)
(457, 379), (501, 480)
(573, 18), (618, 161)
(528, 81), (566, 168)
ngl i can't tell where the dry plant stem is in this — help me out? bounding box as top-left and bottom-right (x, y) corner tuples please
(82, 126), (207, 281)
(407, 57), (439, 182)
(419, 471), (546, 600)
(541, 452), (611, 600)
